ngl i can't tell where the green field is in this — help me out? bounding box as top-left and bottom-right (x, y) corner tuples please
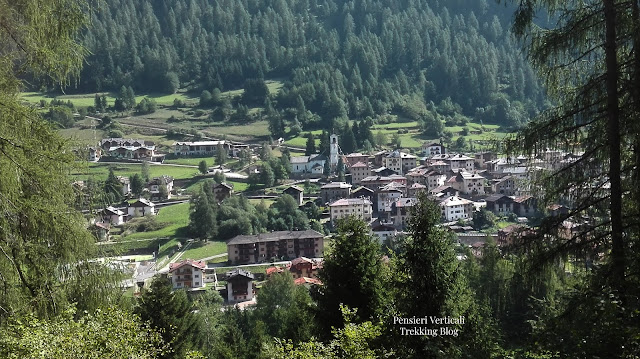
(73, 162), (199, 181)
(180, 241), (227, 260)
(123, 203), (190, 240)
(22, 91), (198, 107)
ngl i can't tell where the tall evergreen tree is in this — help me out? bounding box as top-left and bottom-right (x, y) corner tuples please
(304, 133), (316, 155)
(189, 187), (217, 240)
(135, 277), (204, 359)
(315, 217), (386, 337)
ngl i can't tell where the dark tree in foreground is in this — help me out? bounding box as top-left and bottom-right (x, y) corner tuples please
(315, 216), (387, 337)
(198, 160), (208, 174)
(135, 277), (204, 359)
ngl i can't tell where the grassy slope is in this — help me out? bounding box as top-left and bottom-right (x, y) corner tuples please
(124, 202), (190, 240)
(72, 162), (199, 181)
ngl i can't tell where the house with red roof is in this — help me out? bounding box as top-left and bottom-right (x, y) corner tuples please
(169, 259), (207, 290)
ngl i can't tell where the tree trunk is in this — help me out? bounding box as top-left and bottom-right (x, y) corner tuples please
(603, 0), (625, 295)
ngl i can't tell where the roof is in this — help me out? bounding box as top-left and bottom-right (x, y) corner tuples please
(94, 222), (110, 230)
(284, 185), (304, 193)
(422, 142), (443, 147)
(350, 161), (368, 168)
(214, 182), (234, 190)
(173, 141), (226, 146)
(458, 172), (485, 180)
(290, 155), (310, 164)
(394, 197), (418, 208)
(409, 183), (426, 189)
(294, 277), (322, 286)
(169, 259), (206, 272)
(103, 206), (124, 216)
(448, 154), (473, 161)
(291, 257), (314, 266)
(345, 152), (367, 157)
(100, 138), (146, 145)
(116, 176), (130, 184)
(484, 194), (513, 203)
(227, 268), (255, 280)
(352, 186), (374, 194)
(329, 198), (372, 207)
(385, 150), (417, 159)
(321, 182), (352, 189)
(227, 230), (324, 245)
(265, 266), (285, 275)
(130, 198), (155, 207)
(440, 196), (473, 206)
(149, 175), (174, 185)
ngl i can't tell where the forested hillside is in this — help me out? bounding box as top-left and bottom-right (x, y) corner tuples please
(76, 0), (543, 129)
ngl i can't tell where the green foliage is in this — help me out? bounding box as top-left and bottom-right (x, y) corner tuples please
(267, 194), (310, 231)
(135, 277), (204, 359)
(136, 97), (157, 114)
(189, 187), (217, 240)
(198, 160), (208, 175)
(315, 217), (387, 336)
(472, 207), (497, 230)
(255, 272), (315, 343)
(130, 173), (144, 196)
(47, 106), (74, 128)
(215, 144), (228, 165)
(265, 305), (388, 359)
(304, 132), (317, 156)
(0, 307), (167, 358)
(242, 78), (269, 106)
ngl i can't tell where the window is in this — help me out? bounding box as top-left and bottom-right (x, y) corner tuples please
(195, 282), (200, 286)
(195, 274), (199, 278)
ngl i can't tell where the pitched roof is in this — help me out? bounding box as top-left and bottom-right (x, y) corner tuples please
(291, 257), (314, 266)
(294, 277), (322, 286)
(321, 182), (352, 189)
(173, 140), (226, 146)
(227, 230), (324, 245)
(169, 259), (206, 272)
(284, 185), (304, 193)
(329, 198), (372, 206)
(290, 156), (310, 164)
(227, 268), (255, 280)
(130, 198), (155, 207)
(395, 197), (418, 207)
(350, 161), (369, 168)
(103, 206), (124, 216)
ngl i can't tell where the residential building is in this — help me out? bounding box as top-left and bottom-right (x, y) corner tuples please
(360, 175), (407, 192)
(485, 194), (516, 214)
(173, 140), (230, 156)
(376, 183), (405, 213)
(283, 185), (304, 206)
(169, 259), (206, 290)
(227, 230), (324, 265)
(213, 182), (234, 202)
(446, 154), (475, 172)
(116, 176), (131, 196)
(226, 268), (255, 302)
(430, 185), (458, 198)
(107, 145), (156, 160)
(289, 257), (322, 280)
(344, 153), (369, 167)
(439, 195), (474, 222)
(383, 150), (418, 175)
(349, 161), (371, 185)
(329, 198), (373, 224)
(127, 198), (156, 217)
(393, 197), (418, 230)
(371, 166), (397, 176)
(92, 222), (110, 242)
(422, 142), (446, 156)
(99, 138), (147, 151)
(350, 186), (375, 204)
(491, 175), (517, 196)
(424, 170), (447, 191)
(450, 171), (486, 196)
(407, 183), (427, 197)
(100, 206), (124, 226)
(371, 219), (398, 243)
(147, 175), (174, 201)
(88, 147), (101, 162)
(320, 182), (352, 204)
(474, 152), (497, 169)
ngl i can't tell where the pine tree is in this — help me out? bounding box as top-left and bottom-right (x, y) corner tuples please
(198, 160), (208, 174)
(315, 216), (387, 337)
(135, 277), (204, 359)
(215, 144), (227, 165)
(189, 188), (217, 240)
(304, 133), (316, 156)
(130, 173), (144, 196)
